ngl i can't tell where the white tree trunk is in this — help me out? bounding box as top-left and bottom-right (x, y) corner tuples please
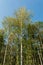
(20, 19), (22, 65)
(3, 45), (7, 65)
(38, 50), (42, 65)
(21, 43), (22, 65)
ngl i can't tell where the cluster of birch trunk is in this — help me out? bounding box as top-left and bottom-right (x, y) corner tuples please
(0, 8), (43, 65)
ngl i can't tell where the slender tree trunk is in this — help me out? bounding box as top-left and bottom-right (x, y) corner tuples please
(20, 19), (22, 65)
(3, 45), (7, 65)
(21, 43), (22, 65)
(10, 47), (13, 65)
(38, 50), (42, 65)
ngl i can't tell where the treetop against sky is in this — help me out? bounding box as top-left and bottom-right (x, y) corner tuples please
(0, 0), (43, 28)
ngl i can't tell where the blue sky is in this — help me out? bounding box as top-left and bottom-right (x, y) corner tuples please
(0, 0), (43, 28)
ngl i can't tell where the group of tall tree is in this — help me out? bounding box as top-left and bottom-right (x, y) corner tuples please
(0, 8), (43, 65)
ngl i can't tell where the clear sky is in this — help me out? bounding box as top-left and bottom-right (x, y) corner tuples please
(0, 0), (43, 28)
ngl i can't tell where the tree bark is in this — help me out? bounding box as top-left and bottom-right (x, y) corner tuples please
(21, 43), (22, 65)
(3, 45), (7, 65)
(38, 50), (42, 65)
